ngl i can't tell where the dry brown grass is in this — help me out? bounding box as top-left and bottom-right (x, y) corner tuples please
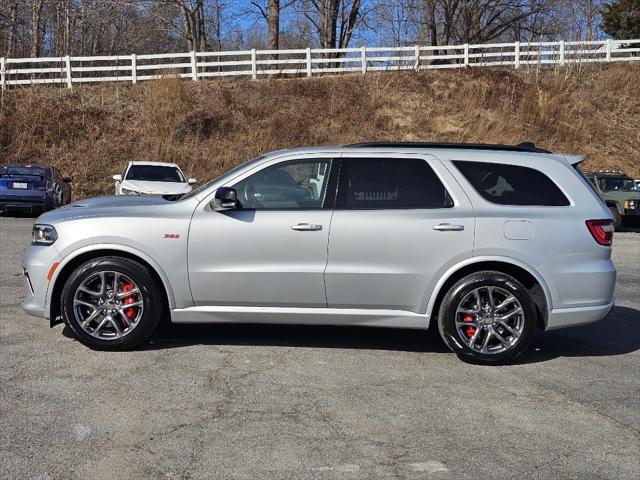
(1, 64), (639, 198)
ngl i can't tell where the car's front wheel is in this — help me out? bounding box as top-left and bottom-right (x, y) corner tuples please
(61, 256), (163, 350)
(437, 271), (537, 365)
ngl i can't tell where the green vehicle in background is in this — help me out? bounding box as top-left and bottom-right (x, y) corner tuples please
(586, 171), (640, 230)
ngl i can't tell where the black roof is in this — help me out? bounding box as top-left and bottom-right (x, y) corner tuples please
(345, 141), (551, 154)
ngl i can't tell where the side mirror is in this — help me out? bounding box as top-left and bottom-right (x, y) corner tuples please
(113, 174), (122, 182)
(212, 187), (240, 211)
(63, 176), (73, 183)
(188, 178), (197, 185)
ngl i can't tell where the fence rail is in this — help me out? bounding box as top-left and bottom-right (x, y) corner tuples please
(1, 38), (639, 89)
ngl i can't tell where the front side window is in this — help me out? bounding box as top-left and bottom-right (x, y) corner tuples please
(233, 159), (333, 209)
(126, 165), (184, 183)
(337, 157), (452, 209)
(453, 161), (570, 206)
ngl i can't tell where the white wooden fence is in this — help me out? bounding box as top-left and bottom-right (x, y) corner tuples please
(1, 38), (638, 89)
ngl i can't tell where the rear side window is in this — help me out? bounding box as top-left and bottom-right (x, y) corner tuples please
(338, 158), (452, 209)
(453, 161), (569, 206)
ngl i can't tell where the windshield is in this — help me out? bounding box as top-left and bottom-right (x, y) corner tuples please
(126, 165), (184, 182)
(181, 156), (266, 201)
(0, 166), (50, 178)
(600, 177), (639, 192)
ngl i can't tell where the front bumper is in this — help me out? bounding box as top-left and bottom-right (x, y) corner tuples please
(546, 299), (615, 330)
(21, 244), (61, 319)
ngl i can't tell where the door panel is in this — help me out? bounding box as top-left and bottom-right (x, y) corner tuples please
(325, 155), (475, 313)
(188, 209), (332, 307)
(188, 156), (337, 308)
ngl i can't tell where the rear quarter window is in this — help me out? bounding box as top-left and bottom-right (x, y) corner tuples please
(453, 161), (570, 206)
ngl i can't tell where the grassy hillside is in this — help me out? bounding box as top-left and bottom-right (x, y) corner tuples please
(1, 64), (639, 199)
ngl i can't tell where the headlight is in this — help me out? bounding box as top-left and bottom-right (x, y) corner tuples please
(121, 187), (141, 195)
(32, 224), (58, 246)
(624, 200), (636, 209)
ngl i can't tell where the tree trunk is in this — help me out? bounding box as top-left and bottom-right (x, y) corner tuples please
(267, 0), (280, 51)
(428, 0), (438, 46)
(197, 0), (207, 51)
(180, 4), (195, 50)
(338, 0), (361, 48)
(64, 0), (71, 55)
(7, 0), (19, 57)
(318, 0), (339, 49)
(31, 0), (45, 58)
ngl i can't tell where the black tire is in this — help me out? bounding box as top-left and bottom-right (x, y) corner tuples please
(61, 256), (163, 350)
(437, 271), (537, 365)
(609, 207), (622, 231)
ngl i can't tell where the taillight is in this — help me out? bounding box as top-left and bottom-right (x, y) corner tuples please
(46, 181), (55, 191)
(586, 219), (614, 246)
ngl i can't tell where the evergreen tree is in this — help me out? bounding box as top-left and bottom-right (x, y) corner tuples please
(602, 0), (640, 39)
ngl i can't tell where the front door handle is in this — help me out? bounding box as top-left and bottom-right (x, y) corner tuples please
(433, 223), (465, 232)
(291, 223), (323, 231)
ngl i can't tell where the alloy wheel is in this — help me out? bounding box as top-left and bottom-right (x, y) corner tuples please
(73, 271), (144, 340)
(454, 286), (525, 354)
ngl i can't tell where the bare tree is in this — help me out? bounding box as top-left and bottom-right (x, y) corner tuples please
(251, 0), (290, 50)
(0, 0), (617, 61)
(297, 0), (365, 49)
(565, 0), (606, 40)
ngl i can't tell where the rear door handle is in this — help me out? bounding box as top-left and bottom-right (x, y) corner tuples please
(433, 223), (465, 232)
(291, 223), (323, 231)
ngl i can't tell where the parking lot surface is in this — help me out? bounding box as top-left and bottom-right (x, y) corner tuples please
(1, 216), (639, 479)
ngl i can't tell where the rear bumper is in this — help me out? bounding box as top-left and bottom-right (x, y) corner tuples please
(546, 299), (615, 330)
(0, 192), (54, 210)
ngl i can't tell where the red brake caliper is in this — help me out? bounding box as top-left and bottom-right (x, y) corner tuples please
(463, 314), (476, 338)
(122, 283), (138, 320)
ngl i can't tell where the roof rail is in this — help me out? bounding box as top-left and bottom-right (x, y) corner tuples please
(345, 141), (552, 154)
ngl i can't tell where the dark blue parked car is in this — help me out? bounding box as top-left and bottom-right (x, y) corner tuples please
(0, 164), (72, 213)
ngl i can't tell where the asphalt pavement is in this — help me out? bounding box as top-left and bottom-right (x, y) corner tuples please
(1, 215), (638, 479)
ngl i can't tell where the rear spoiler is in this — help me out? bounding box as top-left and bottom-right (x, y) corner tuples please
(562, 154), (586, 166)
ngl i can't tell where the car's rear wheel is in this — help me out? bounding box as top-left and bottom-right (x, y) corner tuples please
(437, 271), (537, 365)
(61, 256), (163, 350)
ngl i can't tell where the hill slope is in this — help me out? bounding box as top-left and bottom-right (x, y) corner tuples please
(1, 64), (639, 198)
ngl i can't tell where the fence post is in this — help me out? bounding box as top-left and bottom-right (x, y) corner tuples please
(360, 46), (367, 74)
(464, 44), (469, 67)
(606, 38), (612, 62)
(64, 55), (72, 89)
(559, 40), (565, 66)
(251, 49), (257, 80)
(414, 45), (420, 70)
(514, 41), (520, 69)
(131, 54), (137, 84)
(190, 51), (198, 81)
(0, 57), (5, 90)
(306, 48), (312, 77)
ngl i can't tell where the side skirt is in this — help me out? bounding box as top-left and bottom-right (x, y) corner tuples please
(170, 306), (429, 330)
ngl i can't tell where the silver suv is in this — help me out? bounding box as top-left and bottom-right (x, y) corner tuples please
(21, 142), (616, 364)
